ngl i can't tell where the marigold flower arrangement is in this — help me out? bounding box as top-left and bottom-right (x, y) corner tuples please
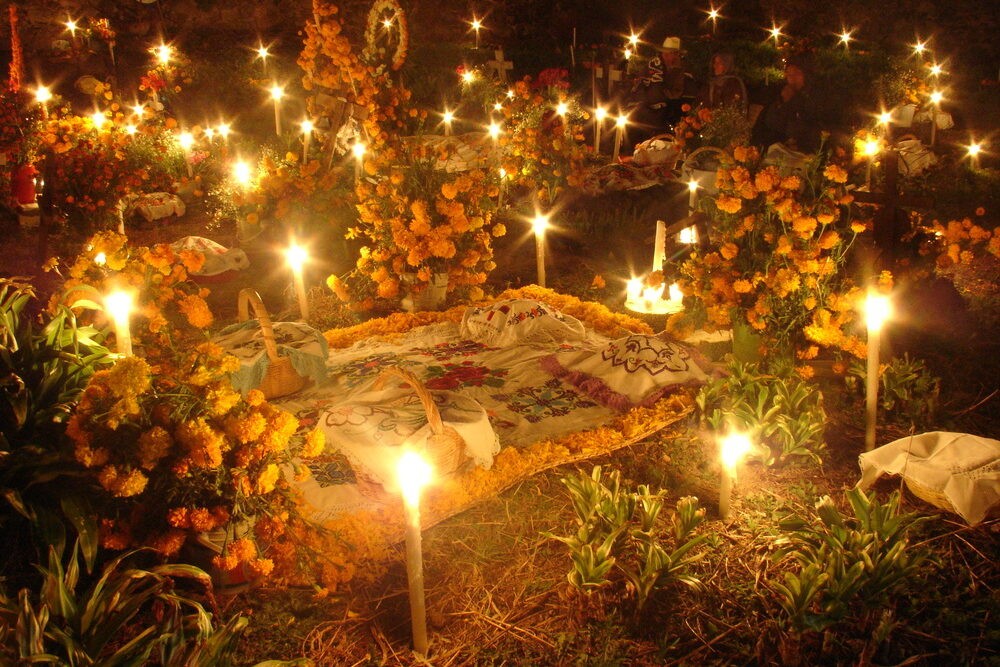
(668, 145), (871, 366)
(65, 343), (325, 578)
(494, 74), (589, 206)
(342, 141), (503, 307)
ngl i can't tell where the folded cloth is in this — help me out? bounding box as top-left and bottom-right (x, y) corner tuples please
(171, 236), (250, 276)
(212, 320), (327, 394)
(125, 192), (186, 222)
(858, 431), (1000, 525)
(461, 299), (587, 347)
(319, 386), (500, 489)
(542, 333), (712, 411)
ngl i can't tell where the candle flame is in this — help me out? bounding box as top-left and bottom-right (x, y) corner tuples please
(864, 291), (891, 332)
(615, 114), (628, 128)
(624, 47), (633, 60)
(154, 43), (172, 65)
(626, 277), (642, 299)
(65, 19), (77, 33)
(34, 86), (53, 104)
(532, 213), (550, 236)
(178, 131), (195, 150)
(967, 142), (982, 157)
(442, 109), (455, 124)
(461, 70), (476, 83)
(912, 40), (926, 55)
(300, 119), (315, 134)
(94, 252), (107, 266)
(104, 290), (134, 322)
(488, 121), (502, 139)
(493, 101), (503, 111)
(90, 111), (107, 130)
(269, 84), (285, 101)
(233, 160), (253, 186)
(125, 124), (137, 136)
(687, 178), (700, 193)
(720, 432), (752, 476)
(397, 450), (433, 508)
(556, 101), (568, 116)
(929, 63), (942, 76)
(285, 243), (308, 271)
(351, 141), (367, 159)
(862, 139), (880, 157)
(594, 106), (608, 121)
(470, 18), (482, 31)
(256, 45), (269, 59)
(708, 7), (720, 20)
(929, 90), (943, 105)
(768, 24), (783, 40)
(877, 110), (892, 125)
(628, 32), (640, 47)
(217, 122), (232, 138)
(839, 30), (853, 45)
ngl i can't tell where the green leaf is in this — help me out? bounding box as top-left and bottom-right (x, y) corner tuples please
(60, 496), (99, 574)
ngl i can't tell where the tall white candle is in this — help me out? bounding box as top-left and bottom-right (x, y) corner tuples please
(593, 107), (606, 154)
(612, 114), (627, 162)
(718, 432), (752, 520)
(105, 291), (134, 357)
(270, 84), (284, 136)
(864, 292), (891, 451)
(285, 243), (310, 321)
(300, 119), (314, 163)
(397, 451), (433, 656)
(652, 220), (666, 272)
(687, 178), (700, 214)
(532, 214), (549, 288)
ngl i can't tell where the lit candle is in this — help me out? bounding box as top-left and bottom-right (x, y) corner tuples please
(679, 226), (698, 244)
(928, 90), (942, 147)
(255, 44), (270, 77)
(300, 119), (314, 162)
(864, 291), (891, 451)
(768, 24), (783, 42)
(555, 101), (570, 137)
(707, 7), (720, 34)
(532, 213), (549, 288)
(669, 282), (683, 303)
(966, 141), (982, 170)
(105, 291), (134, 357)
(285, 242), (310, 321)
(470, 17), (482, 49)
(912, 40), (927, 56)
(233, 160), (252, 188)
(154, 43), (172, 67)
(612, 113), (627, 162)
(718, 432), (752, 520)
(65, 19), (78, 50)
(269, 84), (284, 136)
(351, 141), (367, 182)
(178, 131), (195, 178)
(839, 29), (853, 48)
(461, 69), (476, 85)
(397, 450), (433, 656)
(487, 120), (502, 144)
(687, 177), (700, 214)
(593, 106), (607, 154)
(217, 122), (232, 147)
(34, 85), (52, 119)
(626, 277), (642, 301)
(652, 220), (666, 272)
(862, 139), (880, 190)
(442, 109), (454, 137)
(642, 285), (662, 308)
(90, 111), (107, 131)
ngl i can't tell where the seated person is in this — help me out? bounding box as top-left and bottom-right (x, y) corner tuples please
(696, 51), (748, 113)
(751, 55), (821, 153)
(627, 36), (696, 146)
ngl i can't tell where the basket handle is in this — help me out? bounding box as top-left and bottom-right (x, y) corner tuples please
(373, 367), (444, 437)
(237, 288), (280, 363)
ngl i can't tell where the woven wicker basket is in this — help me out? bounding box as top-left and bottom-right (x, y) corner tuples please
(237, 288), (307, 400)
(904, 479), (953, 513)
(374, 367), (466, 475)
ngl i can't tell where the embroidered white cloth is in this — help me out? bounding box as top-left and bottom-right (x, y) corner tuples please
(857, 431), (1000, 525)
(461, 299), (587, 347)
(125, 192), (186, 222)
(318, 385), (499, 490)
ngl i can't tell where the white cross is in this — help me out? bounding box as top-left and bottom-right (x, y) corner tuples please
(486, 49), (514, 82)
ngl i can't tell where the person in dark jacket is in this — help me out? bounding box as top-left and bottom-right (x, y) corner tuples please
(751, 55), (821, 153)
(628, 36), (696, 143)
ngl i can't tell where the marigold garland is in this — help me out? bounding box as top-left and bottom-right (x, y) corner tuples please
(362, 0), (409, 72)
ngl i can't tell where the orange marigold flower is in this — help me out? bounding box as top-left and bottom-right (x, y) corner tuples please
(823, 164), (848, 183)
(733, 279), (753, 293)
(720, 243), (739, 260)
(301, 428), (326, 458)
(716, 196), (742, 214)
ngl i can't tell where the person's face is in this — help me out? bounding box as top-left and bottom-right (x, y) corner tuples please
(661, 50), (681, 66)
(712, 56), (727, 76)
(785, 64), (805, 90)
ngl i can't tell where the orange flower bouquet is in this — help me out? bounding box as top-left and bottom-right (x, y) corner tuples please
(342, 141), (504, 308)
(669, 145), (871, 368)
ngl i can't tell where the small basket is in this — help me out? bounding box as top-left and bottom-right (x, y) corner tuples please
(373, 367), (466, 475)
(237, 288), (308, 400)
(903, 479), (953, 513)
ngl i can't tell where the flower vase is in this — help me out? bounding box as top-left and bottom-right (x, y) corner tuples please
(401, 272), (449, 312)
(181, 518), (259, 593)
(731, 319), (763, 364)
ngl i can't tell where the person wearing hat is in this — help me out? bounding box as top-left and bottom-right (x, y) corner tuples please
(628, 36), (696, 145)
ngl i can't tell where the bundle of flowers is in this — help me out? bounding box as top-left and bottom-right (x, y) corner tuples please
(37, 109), (184, 231)
(66, 344), (325, 578)
(495, 74), (589, 206)
(672, 104), (752, 156)
(343, 141), (503, 307)
(668, 145), (872, 368)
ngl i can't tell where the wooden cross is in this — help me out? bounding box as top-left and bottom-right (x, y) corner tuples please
(605, 61), (623, 98)
(486, 49), (514, 82)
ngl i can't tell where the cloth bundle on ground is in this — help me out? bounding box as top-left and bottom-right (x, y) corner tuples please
(541, 333), (713, 411)
(212, 319), (328, 395)
(171, 236), (250, 277)
(857, 431), (1000, 525)
(632, 135), (681, 167)
(895, 137), (938, 177)
(461, 298), (588, 347)
(121, 192), (186, 222)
